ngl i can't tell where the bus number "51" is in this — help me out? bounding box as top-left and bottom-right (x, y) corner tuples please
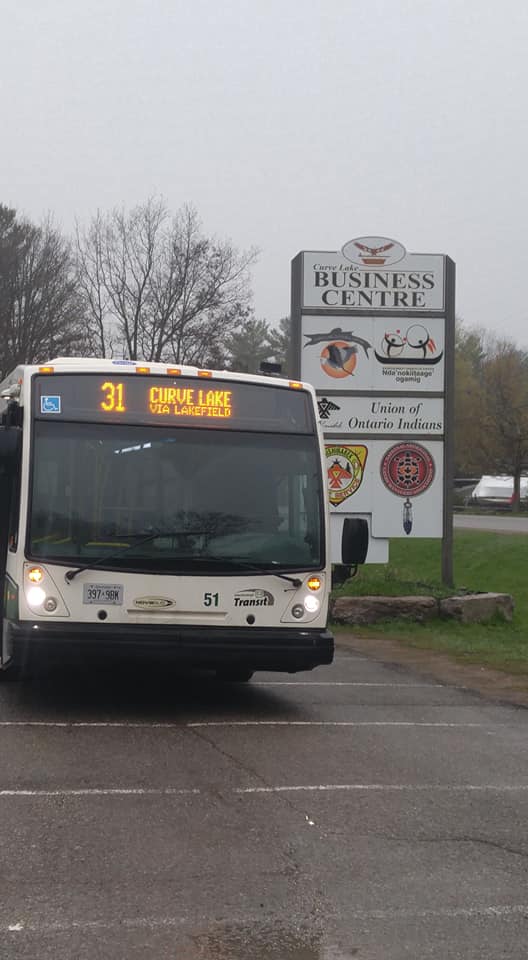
(203, 592), (219, 607)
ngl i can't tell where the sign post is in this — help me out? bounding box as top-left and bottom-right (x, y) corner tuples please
(291, 237), (455, 583)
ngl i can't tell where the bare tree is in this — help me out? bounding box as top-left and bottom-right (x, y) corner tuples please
(454, 320), (489, 476)
(0, 204), (85, 377)
(75, 199), (258, 364)
(480, 339), (528, 510)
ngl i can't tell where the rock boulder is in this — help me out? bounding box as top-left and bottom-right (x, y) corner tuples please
(330, 595), (438, 625)
(439, 593), (514, 623)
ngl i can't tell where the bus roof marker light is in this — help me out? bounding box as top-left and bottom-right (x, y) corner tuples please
(27, 567), (44, 583)
(167, 368), (182, 376)
(39, 366), (54, 374)
(198, 370), (213, 378)
(136, 366), (150, 375)
(289, 381), (303, 389)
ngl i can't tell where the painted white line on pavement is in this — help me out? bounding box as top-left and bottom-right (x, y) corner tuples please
(253, 682), (445, 687)
(6, 915), (190, 933)
(0, 721), (186, 728)
(1, 782), (527, 800)
(235, 783), (528, 794)
(347, 903), (528, 921)
(0, 788), (200, 798)
(5, 903), (528, 934)
(0, 719), (482, 729)
(188, 721), (484, 728)
(333, 656), (370, 661)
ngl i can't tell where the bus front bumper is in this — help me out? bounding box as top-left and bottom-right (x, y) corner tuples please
(8, 621), (334, 673)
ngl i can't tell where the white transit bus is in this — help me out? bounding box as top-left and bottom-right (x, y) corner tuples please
(0, 358), (367, 680)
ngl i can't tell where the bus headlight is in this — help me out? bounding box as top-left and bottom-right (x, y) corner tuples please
(303, 595), (320, 614)
(27, 586), (46, 606)
(291, 604), (305, 619)
(44, 597), (58, 612)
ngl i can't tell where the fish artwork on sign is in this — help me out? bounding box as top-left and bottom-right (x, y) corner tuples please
(304, 328), (372, 356)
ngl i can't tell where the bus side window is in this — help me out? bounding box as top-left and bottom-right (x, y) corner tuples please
(0, 426), (22, 559)
(7, 447), (22, 551)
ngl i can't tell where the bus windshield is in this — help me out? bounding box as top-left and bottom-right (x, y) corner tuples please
(28, 422), (323, 572)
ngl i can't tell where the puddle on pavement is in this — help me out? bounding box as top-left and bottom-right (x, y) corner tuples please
(191, 924), (358, 959)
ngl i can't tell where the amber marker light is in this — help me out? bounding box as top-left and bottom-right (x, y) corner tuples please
(27, 567), (44, 583)
(289, 381), (303, 389)
(198, 370), (213, 378)
(307, 577), (321, 591)
(167, 368), (182, 376)
(136, 366), (150, 374)
(39, 366), (54, 374)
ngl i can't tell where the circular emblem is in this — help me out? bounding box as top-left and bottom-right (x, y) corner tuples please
(405, 324), (430, 350)
(326, 444), (368, 506)
(320, 341), (358, 379)
(381, 330), (405, 357)
(381, 443), (435, 497)
(341, 235), (406, 267)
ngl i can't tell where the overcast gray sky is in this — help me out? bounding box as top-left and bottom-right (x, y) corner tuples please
(2, 0), (528, 344)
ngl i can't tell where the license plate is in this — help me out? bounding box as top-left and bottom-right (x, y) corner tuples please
(83, 584), (123, 605)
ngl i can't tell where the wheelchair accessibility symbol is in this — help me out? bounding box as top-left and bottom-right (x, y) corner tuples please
(40, 395), (61, 414)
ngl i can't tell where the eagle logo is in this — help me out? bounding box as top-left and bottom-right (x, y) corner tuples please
(341, 235), (406, 267)
(354, 241), (394, 257)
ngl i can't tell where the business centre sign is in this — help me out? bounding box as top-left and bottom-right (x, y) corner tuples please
(291, 236), (455, 566)
(302, 236), (445, 311)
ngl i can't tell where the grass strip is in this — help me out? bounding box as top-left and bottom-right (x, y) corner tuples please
(332, 531), (528, 675)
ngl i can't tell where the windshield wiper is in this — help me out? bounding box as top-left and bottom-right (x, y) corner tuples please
(64, 531), (208, 582)
(200, 556), (303, 587)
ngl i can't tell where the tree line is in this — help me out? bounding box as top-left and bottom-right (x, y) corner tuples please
(2, 199), (527, 498)
(455, 321), (528, 506)
(0, 199), (287, 378)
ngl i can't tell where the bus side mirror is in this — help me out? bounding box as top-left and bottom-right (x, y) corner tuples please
(0, 427), (22, 463)
(341, 517), (369, 565)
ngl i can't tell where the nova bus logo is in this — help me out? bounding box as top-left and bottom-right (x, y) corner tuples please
(134, 597), (174, 609)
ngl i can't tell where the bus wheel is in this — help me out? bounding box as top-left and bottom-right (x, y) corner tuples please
(216, 668), (254, 683)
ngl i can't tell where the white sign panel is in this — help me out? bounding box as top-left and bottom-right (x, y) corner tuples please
(291, 236), (453, 553)
(318, 395), (444, 436)
(325, 439), (443, 538)
(302, 249), (445, 311)
(301, 315), (445, 392)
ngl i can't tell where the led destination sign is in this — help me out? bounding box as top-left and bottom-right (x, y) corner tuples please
(100, 380), (233, 419)
(34, 374), (312, 433)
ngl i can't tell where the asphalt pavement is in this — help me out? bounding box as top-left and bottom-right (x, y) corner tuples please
(1, 649), (528, 959)
(454, 513), (528, 533)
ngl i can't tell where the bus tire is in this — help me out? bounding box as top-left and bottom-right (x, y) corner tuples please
(216, 667), (254, 683)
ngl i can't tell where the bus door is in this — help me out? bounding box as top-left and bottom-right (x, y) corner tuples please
(0, 424), (22, 622)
